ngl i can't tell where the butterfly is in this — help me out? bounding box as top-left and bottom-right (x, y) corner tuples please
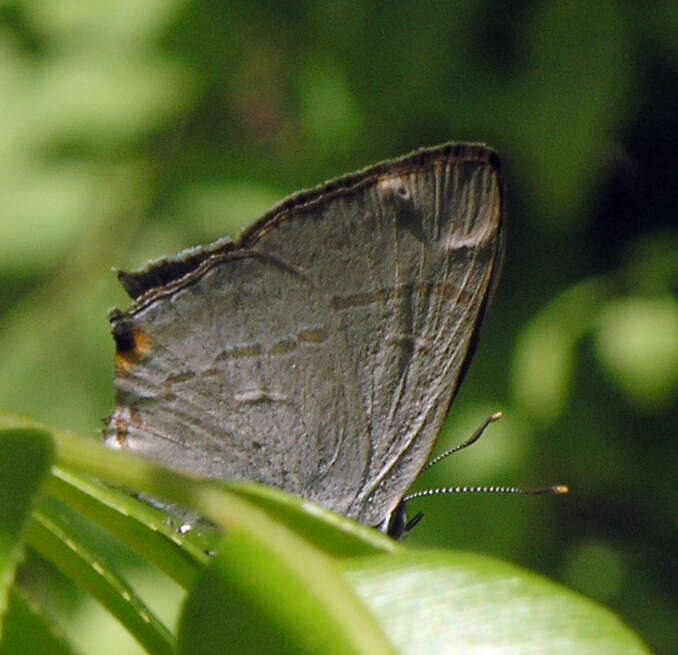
(105, 143), (505, 536)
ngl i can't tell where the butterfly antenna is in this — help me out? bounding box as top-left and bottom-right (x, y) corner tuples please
(423, 411), (504, 473)
(403, 484), (569, 505)
(396, 414), (568, 537)
(394, 484), (568, 538)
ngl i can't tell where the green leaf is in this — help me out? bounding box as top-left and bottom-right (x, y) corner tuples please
(213, 480), (394, 558)
(25, 504), (175, 655)
(344, 550), (652, 655)
(0, 428), (54, 627)
(0, 414), (651, 654)
(46, 468), (209, 589)
(179, 529), (397, 655)
(0, 587), (81, 655)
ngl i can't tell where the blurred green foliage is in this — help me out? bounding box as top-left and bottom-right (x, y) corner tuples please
(0, 1), (675, 652)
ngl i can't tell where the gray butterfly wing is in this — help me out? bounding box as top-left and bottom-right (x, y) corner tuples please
(106, 143), (504, 529)
(107, 251), (370, 517)
(241, 144), (505, 527)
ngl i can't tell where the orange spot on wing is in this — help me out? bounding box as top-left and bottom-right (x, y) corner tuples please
(115, 352), (136, 373)
(133, 330), (154, 358)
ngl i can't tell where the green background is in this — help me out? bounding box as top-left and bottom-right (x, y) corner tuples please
(1, 1), (676, 653)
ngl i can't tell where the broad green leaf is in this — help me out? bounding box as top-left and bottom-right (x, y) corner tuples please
(344, 550), (652, 655)
(179, 529), (396, 655)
